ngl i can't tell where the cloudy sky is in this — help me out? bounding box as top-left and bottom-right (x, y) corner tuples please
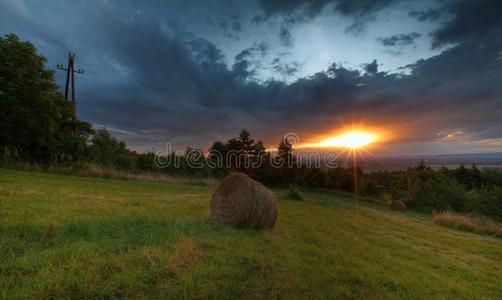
(1, 0), (502, 155)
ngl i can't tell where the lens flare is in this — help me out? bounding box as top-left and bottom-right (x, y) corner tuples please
(319, 130), (377, 149)
(300, 130), (378, 149)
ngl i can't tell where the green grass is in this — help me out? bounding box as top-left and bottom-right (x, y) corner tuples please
(0, 169), (501, 299)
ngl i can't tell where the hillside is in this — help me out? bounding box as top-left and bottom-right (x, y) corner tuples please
(0, 169), (501, 299)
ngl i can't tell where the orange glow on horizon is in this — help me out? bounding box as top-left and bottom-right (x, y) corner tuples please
(299, 129), (382, 150)
(317, 130), (377, 149)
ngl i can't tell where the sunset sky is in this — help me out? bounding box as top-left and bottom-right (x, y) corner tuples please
(1, 0), (501, 155)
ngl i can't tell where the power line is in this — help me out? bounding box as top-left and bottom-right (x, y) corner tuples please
(57, 53), (84, 135)
(0, 10), (32, 36)
(0, 7), (53, 56)
(23, 0), (70, 52)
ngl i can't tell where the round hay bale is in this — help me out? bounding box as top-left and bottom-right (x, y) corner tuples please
(390, 200), (407, 212)
(210, 172), (278, 229)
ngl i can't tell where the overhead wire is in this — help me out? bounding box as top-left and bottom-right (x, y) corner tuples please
(23, 0), (71, 53)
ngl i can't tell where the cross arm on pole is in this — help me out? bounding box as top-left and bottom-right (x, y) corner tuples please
(57, 64), (84, 74)
(56, 64), (68, 71)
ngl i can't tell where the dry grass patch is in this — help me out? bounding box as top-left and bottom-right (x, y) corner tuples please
(165, 237), (203, 276)
(433, 211), (502, 238)
(143, 249), (158, 267)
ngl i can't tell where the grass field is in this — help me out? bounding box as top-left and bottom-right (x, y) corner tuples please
(0, 169), (501, 299)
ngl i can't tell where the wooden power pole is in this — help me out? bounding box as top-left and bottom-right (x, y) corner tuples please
(57, 53), (84, 134)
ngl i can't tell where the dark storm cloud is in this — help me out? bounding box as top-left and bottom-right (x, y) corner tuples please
(257, 0), (397, 19)
(344, 17), (373, 35)
(211, 15), (242, 40)
(257, 0), (332, 19)
(409, 8), (443, 22)
(107, 23), (218, 99)
(363, 60), (379, 75)
(232, 42), (269, 79)
(276, 16), (303, 47)
(271, 57), (301, 77)
(256, 0), (399, 35)
(334, 0), (398, 17)
(221, 16), (242, 32)
(430, 0), (502, 48)
(378, 32), (421, 47)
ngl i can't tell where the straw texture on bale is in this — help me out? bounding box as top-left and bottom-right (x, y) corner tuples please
(390, 200), (407, 212)
(210, 172), (278, 229)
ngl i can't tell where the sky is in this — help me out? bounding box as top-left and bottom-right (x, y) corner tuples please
(1, 0), (502, 155)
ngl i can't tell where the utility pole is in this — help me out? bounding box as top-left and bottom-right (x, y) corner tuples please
(57, 53), (84, 134)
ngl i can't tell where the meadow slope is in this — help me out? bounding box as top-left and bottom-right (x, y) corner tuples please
(0, 169), (501, 299)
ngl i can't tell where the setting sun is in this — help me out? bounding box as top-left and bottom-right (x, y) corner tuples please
(300, 130), (379, 149)
(321, 130), (378, 149)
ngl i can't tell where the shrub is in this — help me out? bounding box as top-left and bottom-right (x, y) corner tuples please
(288, 184), (303, 201)
(481, 168), (502, 187)
(325, 168), (356, 193)
(407, 175), (467, 212)
(465, 187), (502, 220)
(299, 167), (327, 189)
(453, 164), (482, 190)
(360, 179), (378, 197)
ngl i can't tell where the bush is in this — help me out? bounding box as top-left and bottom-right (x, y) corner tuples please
(465, 187), (502, 220)
(360, 179), (378, 197)
(299, 167), (327, 188)
(288, 184), (303, 201)
(482, 168), (502, 187)
(407, 175), (467, 212)
(325, 168), (356, 193)
(453, 164), (482, 190)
